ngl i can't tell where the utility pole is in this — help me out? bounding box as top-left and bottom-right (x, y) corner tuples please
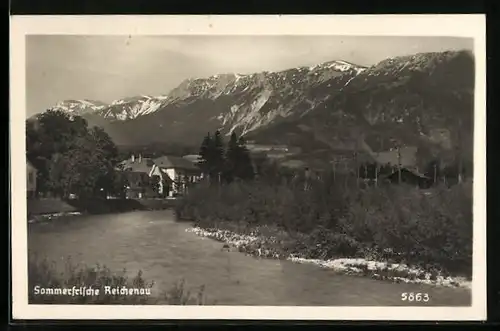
(433, 163), (437, 185)
(355, 153), (360, 188)
(354, 139), (359, 188)
(332, 161), (336, 183)
(344, 160), (348, 189)
(397, 145), (402, 185)
(457, 117), (463, 184)
(304, 167), (311, 191)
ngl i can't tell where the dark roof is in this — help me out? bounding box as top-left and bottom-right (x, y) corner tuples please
(27, 160), (37, 171)
(119, 158), (153, 173)
(153, 155), (199, 171)
(371, 146), (418, 168)
(385, 167), (429, 179)
(182, 154), (201, 163)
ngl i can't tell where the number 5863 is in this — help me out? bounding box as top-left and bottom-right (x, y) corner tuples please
(401, 292), (429, 302)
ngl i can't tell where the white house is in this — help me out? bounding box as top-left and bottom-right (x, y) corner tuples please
(149, 155), (202, 197)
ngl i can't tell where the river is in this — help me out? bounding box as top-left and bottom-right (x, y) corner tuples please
(28, 210), (471, 306)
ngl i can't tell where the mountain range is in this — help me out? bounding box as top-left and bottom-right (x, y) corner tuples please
(34, 50), (475, 170)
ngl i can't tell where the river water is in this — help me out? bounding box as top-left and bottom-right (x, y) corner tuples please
(28, 210), (471, 306)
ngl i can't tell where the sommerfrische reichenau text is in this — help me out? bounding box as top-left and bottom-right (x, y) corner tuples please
(33, 285), (152, 296)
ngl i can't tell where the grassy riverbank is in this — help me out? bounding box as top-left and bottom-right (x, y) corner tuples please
(28, 252), (210, 305)
(176, 179), (473, 282)
(27, 198), (177, 219)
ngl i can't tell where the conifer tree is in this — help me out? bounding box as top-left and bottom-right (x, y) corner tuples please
(236, 136), (254, 180)
(197, 130), (226, 184)
(222, 132), (254, 183)
(222, 132), (239, 183)
(197, 132), (212, 178)
(211, 130), (226, 183)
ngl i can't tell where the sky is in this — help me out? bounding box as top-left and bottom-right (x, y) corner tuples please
(26, 35), (473, 117)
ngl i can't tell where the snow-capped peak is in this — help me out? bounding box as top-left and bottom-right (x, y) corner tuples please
(309, 60), (366, 74)
(77, 99), (96, 107)
(48, 57), (367, 123)
(111, 98), (126, 105)
(51, 99), (106, 116)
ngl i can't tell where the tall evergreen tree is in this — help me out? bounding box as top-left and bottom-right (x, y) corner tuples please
(196, 130), (225, 184)
(211, 130), (226, 183)
(223, 132), (255, 182)
(222, 132), (239, 183)
(197, 132), (212, 177)
(235, 136), (254, 180)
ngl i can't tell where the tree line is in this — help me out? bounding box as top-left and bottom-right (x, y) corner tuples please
(26, 110), (467, 200)
(26, 110), (123, 198)
(116, 142), (198, 161)
(354, 159), (471, 186)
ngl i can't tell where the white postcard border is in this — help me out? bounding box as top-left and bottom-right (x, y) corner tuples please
(10, 14), (487, 321)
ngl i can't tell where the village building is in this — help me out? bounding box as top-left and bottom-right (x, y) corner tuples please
(246, 143), (290, 153)
(384, 167), (432, 188)
(118, 154), (156, 199)
(149, 155), (203, 197)
(27, 160), (37, 198)
(276, 144), (432, 189)
(372, 146), (418, 169)
(182, 154), (201, 164)
(353, 146), (433, 188)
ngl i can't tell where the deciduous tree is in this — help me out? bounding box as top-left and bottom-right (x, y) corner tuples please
(26, 110), (121, 198)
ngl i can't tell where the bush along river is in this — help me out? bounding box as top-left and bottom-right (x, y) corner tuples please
(186, 225), (471, 290)
(28, 210), (471, 306)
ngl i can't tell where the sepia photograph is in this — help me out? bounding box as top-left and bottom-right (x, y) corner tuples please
(10, 15), (486, 320)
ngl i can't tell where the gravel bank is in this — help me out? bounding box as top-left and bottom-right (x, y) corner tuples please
(186, 226), (471, 290)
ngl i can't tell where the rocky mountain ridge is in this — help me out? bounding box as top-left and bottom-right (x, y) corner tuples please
(37, 50), (474, 170)
(48, 60), (366, 125)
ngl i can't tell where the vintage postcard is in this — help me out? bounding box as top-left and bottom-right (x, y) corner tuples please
(10, 15), (486, 320)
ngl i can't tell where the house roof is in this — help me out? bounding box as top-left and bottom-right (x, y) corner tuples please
(371, 146), (418, 168)
(27, 160), (37, 171)
(385, 167), (429, 179)
(153, 155), (199, 171)
(182, 154), (201, 163)
(280, 159), (306, 169)
(119, 158), (153, 173)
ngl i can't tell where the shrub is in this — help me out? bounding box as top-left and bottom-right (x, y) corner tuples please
(341, 183), (472, 275)
(165, 280), (209, 305)
(178, 177), (473, 277)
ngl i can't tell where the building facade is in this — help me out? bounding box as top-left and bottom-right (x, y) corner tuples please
(118, 154), (156, 199)
(27, 161), (37, 198)
(116, 154), (203, 198)
(149, 155), (203, 197)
